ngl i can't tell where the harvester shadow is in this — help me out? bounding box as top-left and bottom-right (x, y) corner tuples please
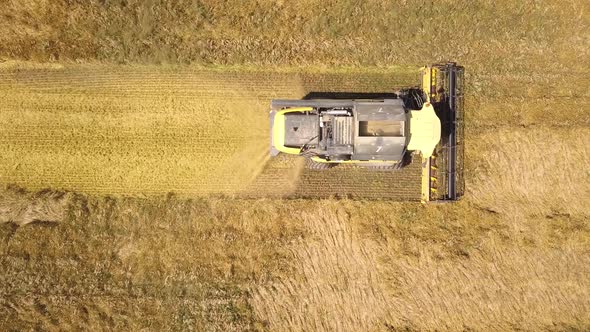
(303, 92), (399, 100)
(291, 156), (422, 201)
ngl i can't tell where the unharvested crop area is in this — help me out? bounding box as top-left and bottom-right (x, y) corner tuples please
(1, 0), (590, 331)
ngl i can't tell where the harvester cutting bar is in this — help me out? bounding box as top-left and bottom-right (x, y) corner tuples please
(424, 63), (465, 201)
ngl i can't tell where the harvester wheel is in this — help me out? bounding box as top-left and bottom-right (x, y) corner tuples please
(305, 158), (336, 170)
(364, 164), (399, 171)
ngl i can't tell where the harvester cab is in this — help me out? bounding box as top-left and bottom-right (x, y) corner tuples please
(270, 63), (464, 202)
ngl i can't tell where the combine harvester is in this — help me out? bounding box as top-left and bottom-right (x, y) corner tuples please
(270, 63), (464, 202)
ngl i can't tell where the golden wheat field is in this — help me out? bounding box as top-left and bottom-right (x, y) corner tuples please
(1, 0), (590, 331)
(0, 62), (423, 199)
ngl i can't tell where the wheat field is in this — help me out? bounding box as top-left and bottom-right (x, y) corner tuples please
(0, 62), (422, 199)
(1, 0), (590, 331)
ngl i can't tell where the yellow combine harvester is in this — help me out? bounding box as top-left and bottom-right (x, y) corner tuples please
(270, 63), (464, 202)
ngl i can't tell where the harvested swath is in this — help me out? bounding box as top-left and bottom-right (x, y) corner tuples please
(0, 63), (421, 199)
(241, 154), (422, 201)
(293, 158), (422, 200)
(240, 154), (306, 199)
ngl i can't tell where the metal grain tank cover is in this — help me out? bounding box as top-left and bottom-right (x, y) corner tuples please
(354, 100), (406, 121)
(352, 100), (408, 161)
